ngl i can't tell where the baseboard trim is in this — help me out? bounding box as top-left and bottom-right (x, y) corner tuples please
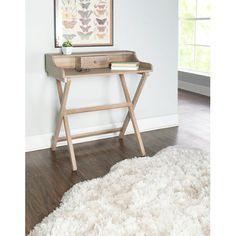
(179, 80), (210, 97)
(25, 114), (179, 152)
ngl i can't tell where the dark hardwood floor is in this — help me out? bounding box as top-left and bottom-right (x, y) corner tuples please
(25, 89), (210, 234)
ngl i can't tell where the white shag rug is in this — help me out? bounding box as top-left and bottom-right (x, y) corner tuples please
(29, 146), (210, 236)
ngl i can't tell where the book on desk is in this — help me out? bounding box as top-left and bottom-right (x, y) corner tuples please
(111, 61), (140, 71)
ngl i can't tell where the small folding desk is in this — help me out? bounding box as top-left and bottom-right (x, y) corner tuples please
(45, 50), (153, 171)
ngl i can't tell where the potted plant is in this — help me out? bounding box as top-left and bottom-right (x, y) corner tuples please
(62, 40), (73, 55)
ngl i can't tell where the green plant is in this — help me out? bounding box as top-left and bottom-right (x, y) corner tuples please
(62, 40), (73, 47)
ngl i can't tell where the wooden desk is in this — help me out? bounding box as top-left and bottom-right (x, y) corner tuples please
(45, 50), (153, 171)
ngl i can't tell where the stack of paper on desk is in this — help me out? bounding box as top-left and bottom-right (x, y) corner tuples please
(111, 62), (140, 71)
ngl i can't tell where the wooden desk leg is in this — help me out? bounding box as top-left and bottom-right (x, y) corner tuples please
(119, 73), (148, 139)
(52, 80), (77, 171)
(119, 74), (146, 156)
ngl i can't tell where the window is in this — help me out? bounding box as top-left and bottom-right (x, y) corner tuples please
(179, 0), (211, 75)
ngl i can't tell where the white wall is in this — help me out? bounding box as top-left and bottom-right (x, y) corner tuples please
(26, 0), (178, 151)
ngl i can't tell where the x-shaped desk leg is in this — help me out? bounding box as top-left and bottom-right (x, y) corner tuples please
(119, 73), (148, 156)
(51, 73), (147, 170)
(51, 80), (77, 171)
(119, 73), (148, 140)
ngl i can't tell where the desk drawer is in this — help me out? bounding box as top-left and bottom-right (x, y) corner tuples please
(76, 56), (109, 70)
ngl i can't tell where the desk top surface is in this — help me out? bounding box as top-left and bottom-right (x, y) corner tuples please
(64, 67), (151, 78)
(45, 50), (153, 81)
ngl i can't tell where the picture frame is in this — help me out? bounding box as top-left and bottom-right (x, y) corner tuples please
(54, 0), (113, 47)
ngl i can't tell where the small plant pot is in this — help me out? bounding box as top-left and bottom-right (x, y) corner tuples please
(62, 47), (73, 55)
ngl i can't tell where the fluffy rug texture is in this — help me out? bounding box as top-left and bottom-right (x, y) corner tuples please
(29, 146), (210, 236)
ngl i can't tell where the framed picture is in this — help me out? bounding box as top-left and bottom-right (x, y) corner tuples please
(54, 0), (113, 47)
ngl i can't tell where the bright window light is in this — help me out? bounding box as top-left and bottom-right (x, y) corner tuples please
(179, 0), (211, 75)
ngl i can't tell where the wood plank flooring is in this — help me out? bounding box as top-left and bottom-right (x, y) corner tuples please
(25, 89), (210, 234)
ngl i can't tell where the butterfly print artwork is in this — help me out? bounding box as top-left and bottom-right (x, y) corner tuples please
(97, 26), (106, 32)
(55, 0), (113, 47)
(80, 18), (91, 25)
(96, 18), (107, 25)
(80, 25), (92, 32)
(95, 4), (105, 9)
(80, 2), (90, 9)
(96, 33), (106, 39)
(98, 4), (105, 9)
(78, 10), (92, 18)
(96, 9), (106, 16)
(63, 34), (76, 40)
(63, 20), (77, 29)
(77, 31), (93, 40)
